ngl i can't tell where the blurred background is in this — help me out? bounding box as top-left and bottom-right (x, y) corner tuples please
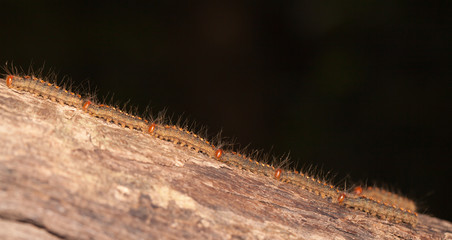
(1, 1), (450, 221)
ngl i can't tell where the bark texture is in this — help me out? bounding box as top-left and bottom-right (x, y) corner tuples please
(0, 79), (451, 240)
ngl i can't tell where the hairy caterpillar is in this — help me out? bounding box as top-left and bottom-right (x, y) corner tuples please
(352, 186), (417, 212)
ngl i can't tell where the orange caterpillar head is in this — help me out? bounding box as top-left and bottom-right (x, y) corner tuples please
(6, 75), (13, 87)
(338, 193), (346, 204)
(274, 168), (282, 180)
(82, 101), (92, 111)
(352, 186), (363, 195)
(215, 149), (223, 159)
(148, 123), (156, 133)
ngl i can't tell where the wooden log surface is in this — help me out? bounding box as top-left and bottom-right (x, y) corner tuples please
(0, 78), (451, 240)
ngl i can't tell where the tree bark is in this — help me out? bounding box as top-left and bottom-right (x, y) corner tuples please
(0, 79), (450, 240)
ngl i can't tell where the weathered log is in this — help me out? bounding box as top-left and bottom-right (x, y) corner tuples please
(0, 79), (450, 240)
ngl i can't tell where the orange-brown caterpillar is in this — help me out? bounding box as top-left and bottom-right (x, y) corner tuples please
(2, 71), (419, 226)
(351, 186), (417, 212)
(343, 193), (418, 226)
(6, 75), (83, 107)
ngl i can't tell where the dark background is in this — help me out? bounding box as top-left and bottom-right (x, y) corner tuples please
(1, 1), (450, 221)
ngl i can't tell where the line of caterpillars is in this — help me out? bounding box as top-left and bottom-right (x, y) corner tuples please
(3, 74), (418, 226)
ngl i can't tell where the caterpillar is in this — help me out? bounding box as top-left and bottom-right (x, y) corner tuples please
(342, 193), (418, 226)
(351, 186), (417, 212)
(2, 70), (419, 226)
